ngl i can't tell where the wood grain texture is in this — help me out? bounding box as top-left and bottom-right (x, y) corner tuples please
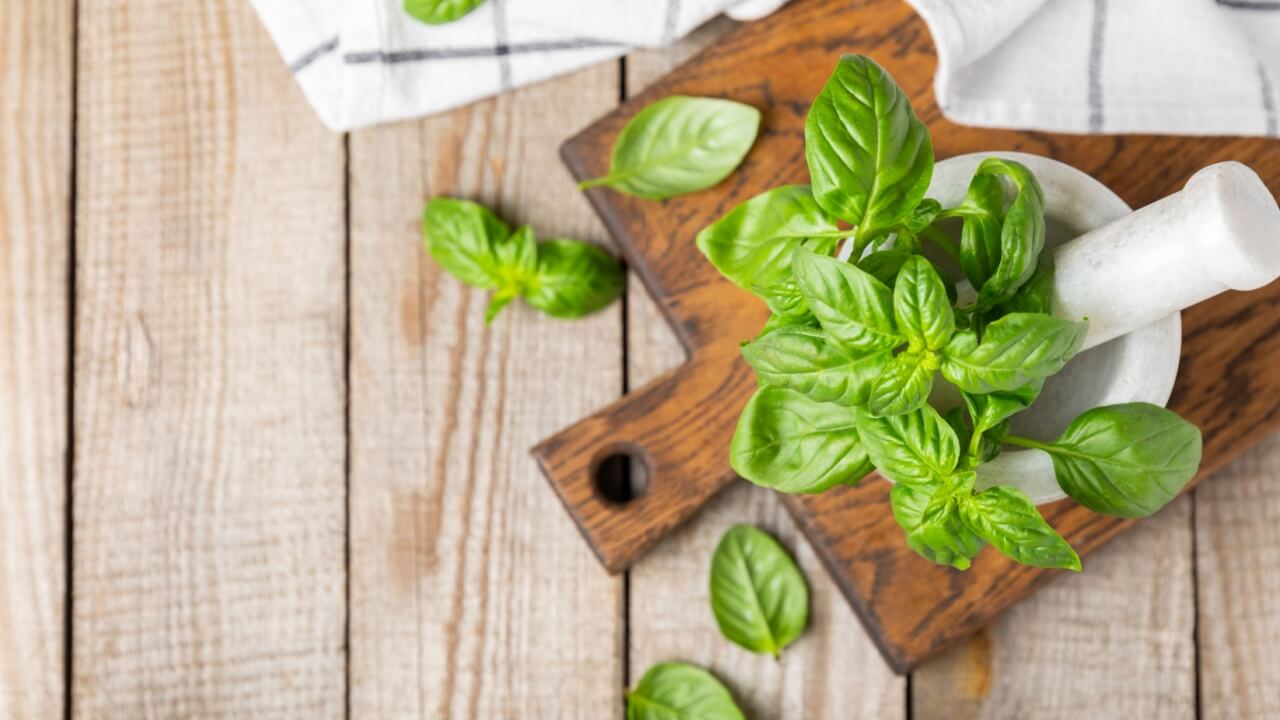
(73, 1), (346, 715)
(624, 23), (906, 719)
(1196, 435), (1280, 719)
(0, 0), (72, 716)
(347, 64), (624, 718)
(544, 0), (1280, 672)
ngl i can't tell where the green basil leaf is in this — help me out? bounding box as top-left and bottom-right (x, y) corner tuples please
(904, 198), (943, 234)
(793, 249), (901, 354)
(523, 239), (624, 318)
(742, 327), (890, 405)
(581, 96), (761, 200)
(731, 386), (873, 493)
(944, 406), (973, 454)
(804, 54), (934, 244)
(960, 213), (1002, 291)
(756, 309), (819, 339)
(855, 404), (959, 484)
(709, 524), (810, 658)
(496, 224), (537, 280)
(960, 486), (1081, 570)
(697, 185), (844, 296)
(974, 158), (1046, 308)
(485, 287), (518, 324)
(422, 197), (510, 288)
(404, 0), (487, 25)
(857, 250), (911, 287)
(963, 382), (1043, 434)
(867, 351), (935, 417)
(940, 313), (1087, 394)
(752, 280), (812, 319)
(1000, 250), (1056, 316)
(1038, 403), (1203, 518)
(627, 662), (744, 720)
(894, 256), (955, 351)
(890, 479), (984, 570)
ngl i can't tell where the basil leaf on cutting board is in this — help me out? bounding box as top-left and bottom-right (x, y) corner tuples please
(404, 0), (487, 24)
(627, 662), (744, 720)
(960, 485), (1081, 570)
(580, 96), (762, 200)
(805, 54), (934, 248)
(730, 386), (873, 494)
(1008, 403), (1203, 518)
(709, 524), (810, 657)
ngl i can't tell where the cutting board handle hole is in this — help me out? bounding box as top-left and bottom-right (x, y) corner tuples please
(592, 447), (650, 506)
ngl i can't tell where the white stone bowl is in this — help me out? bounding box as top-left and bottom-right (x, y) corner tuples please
(922, 153), (1182, 504)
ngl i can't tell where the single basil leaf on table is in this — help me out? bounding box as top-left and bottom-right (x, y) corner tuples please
(793, 249), (902, 354)
(960, 485), (1081, 570)
(522, 239), (624, 319)
(627, 662), (744, 720)
(708, 524), (810, 658)
(422, 197), (509, 288)
(805, 54), (934, 248)
(893, 255), (955, 351)
(580, 96), (761, 200)
(940, 313), (1087, 394)
(697, 185), (843, 297)
(973, 158), (1047, 308)
(1028, 403), (1203, 518)
(730, 386), (873, 493)
(891, 477), (984, 570)
(404, 0), (487, 25)
(484, 224), (538, 322)
(741, 326), (890, 406)
(867, 351), (935, 417)
(855, 404), (959, 485)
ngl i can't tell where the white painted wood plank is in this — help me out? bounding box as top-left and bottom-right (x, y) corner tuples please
(73, 1), (347, 715)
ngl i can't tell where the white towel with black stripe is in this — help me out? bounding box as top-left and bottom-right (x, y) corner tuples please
(249, 0), (790, 131)
(907, 0), (1280, 136)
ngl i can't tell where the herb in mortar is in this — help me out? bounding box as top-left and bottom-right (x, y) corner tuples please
(581, 96), (762, 200)
(700, 54), (1203, 571)
(423, 198), (624, 322)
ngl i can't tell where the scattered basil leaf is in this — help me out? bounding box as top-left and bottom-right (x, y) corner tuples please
(1031, 403), (1203, 518)
(709, 524), (810, 657)
(404, 0), (487, 25)
(742, 326), (889, 405)
(941, 313), (1087, 394)
(805, 55), (934, 246)
(793, 249), (901, 354)
(423, 197), (509, 288)
(891, 477), (984, 570)
(893, 256), (955, 351)
(960, 486), (1081, 570)
(855, 404), (959, 485)
(627, 662), (744, 720)
(867, 351), (934, 417)
(523, 239), (624, 319)
(973, 158), (1046, 308)
(731, 386), (873, 493)
(581, 96), (761, 200)
(697, 185), (844, 298)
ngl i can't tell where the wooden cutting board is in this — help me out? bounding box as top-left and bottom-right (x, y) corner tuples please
(531, 0), (1280, 672)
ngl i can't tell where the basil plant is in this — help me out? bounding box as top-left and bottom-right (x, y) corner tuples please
(698, 55), (1203, 572)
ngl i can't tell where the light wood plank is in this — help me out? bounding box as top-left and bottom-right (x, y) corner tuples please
(625, 22), (906, 720)
(0, 0), (73, 716)
(73, 1), (346, 715)
(913, 497), (1195, 719)
(347, 66), (624, 717)
(1196, 434), (1280, 719)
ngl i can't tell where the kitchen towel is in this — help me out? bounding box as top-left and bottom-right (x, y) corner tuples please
(906, 0), (1280, 136)
(250, 0), (791, 131)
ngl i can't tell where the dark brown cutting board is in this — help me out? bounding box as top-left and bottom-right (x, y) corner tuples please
(531, 0), (1280, 672)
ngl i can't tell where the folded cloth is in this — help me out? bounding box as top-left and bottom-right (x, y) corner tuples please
(249, 0), (791, 131)
(907, 0), (1280, 136)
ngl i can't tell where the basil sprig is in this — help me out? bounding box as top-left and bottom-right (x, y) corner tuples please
(698, 54), (1203, 572)
(581, 96), (761, 200)
(423, 198), (623, 322)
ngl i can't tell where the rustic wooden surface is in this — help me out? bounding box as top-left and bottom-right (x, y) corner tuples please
(1, 0), (1279, 717)
(544, 0), (1280, 675)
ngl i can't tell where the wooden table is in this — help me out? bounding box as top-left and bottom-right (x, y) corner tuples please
(2, 1), (1278, 717)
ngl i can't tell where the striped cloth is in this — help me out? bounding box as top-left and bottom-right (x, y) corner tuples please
(249, 0), (790, 131)
(907, 0), (1280, 136)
